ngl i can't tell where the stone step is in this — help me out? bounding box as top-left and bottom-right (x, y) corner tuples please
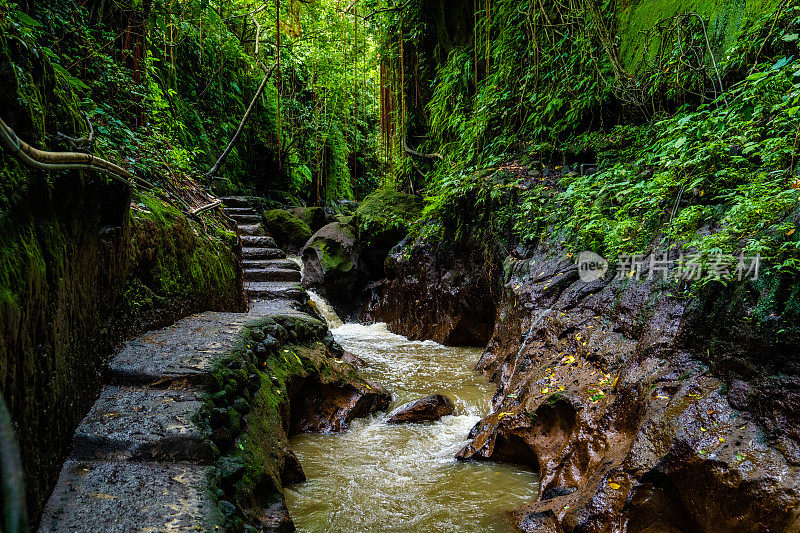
(242, 259), (300, 271)
(70, 386), (213, 463)
(246, 282), (307, 302)
(230, 213), (261, 224)
(241, 235), (277, 248)
(109, 312), (250, 385)
(225, 207), (257, 216)
(238, 224), (264, 236)
(242, 247), (285, 260)
(244, 268), (302, 283)
(38, 459), (214, 533)
(222, 196), (253, 208)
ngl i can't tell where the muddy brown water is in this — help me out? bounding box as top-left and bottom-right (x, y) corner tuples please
(285, 294), (539, 532)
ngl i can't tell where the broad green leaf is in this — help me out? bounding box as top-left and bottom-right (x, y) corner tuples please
(15, 11), (41, 27)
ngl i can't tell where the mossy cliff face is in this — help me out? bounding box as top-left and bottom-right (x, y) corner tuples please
(0, 166), (242, 522)
(616, 0), (783, 71)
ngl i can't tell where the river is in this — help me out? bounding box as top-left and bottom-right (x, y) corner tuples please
(284, 293), (539, 532)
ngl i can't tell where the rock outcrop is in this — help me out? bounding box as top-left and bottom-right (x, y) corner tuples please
(362, 243), (498, 346)
(352, 188), (422, 279)
(452, 252), (800, 532)
(370, 240), (800, 531)
(262, 209), (313, 253)
(301, 222), (362, 315)
(387, 394), (455, 424)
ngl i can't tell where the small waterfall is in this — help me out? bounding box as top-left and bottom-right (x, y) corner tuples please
(308, 290), (344, 329)
(287, 255), (303, 273)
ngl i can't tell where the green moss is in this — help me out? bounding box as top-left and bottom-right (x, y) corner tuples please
(354, 188), (423, 238)
(262, 209), (313, 248)
(122, 192), (238, 313)
(310, 228), (357, 273)
(291, 207), (329, 232)
(198, 314), (369, 531)
(616, 0), (781, 72)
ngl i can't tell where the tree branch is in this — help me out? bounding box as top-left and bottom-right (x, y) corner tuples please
(403, 136), (444, 161)
(364, 0), (412, 20)
(0, 115), (152, 189)
(204, 63), (278, 179)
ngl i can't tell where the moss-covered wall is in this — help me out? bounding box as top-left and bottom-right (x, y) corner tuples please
(616, 0), (783, 71)
(0, 161), (243, 522)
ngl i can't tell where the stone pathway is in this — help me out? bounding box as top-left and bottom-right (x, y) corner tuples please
(38, 197), (310, 532)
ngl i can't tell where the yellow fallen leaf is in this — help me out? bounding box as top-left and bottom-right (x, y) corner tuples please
(719, 437), (725, 443)
(541, 387), (549, 394)
(497, 411), (515, 420)
(701, 427), (707, 432)
(91, 492), (118, 500)
(787, 228), (796, 236)
(608, 482), (621, 490)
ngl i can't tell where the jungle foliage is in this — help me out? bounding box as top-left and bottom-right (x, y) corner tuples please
(376, 0), (800, 280)
(1, 0), (386, 205)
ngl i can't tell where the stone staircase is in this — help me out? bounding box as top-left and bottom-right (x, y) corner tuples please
(38, 197), (311, 532)
(222, 197), (303, 302)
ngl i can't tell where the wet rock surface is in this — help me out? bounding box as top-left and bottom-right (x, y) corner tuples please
(70, 386), (211, 462)
(370, 240), (800, 531)
(452, 253), (800, 532)
(387, 394), (456, 424)
(290, 379), (391, 432)
(38, 460), (214, 533)
(301, 222), (363, 315)
(362, 243), (498, 346)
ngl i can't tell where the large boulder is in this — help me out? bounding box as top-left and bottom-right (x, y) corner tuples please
(288, 207), (333, 233)
(262, 209), (313, 252)
(353, 188), (422, 278)
(387, 394), (455, 424)
(301, 222), (362, 314)
(290, 380), (392, 433)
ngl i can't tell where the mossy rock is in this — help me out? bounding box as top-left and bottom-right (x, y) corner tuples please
(354, 188), (423, 234)
(353, 188), (423, 278)
(301, 223), (361, 315)
(262, 210), (313, 250)
(288, 207), (331, 232)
